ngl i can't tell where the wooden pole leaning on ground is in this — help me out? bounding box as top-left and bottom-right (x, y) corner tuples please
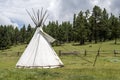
(93, 43), (102, 66)
(93, 49), (100, 66)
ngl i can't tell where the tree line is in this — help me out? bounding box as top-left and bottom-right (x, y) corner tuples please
(0, 5), (120, 49)
(0, 24), (35, 49)
(44, 6), (120, 45)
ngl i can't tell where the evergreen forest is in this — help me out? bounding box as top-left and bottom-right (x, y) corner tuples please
(0, 5), (120, 49)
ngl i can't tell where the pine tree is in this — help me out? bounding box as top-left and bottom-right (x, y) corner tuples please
(75, 11), (87, 45)
(92, 5), (102, 43)
(0, 25), (11, 49)
(20, 25), (26, 43)
(14, 27), (20, 44)
(26, 24), (33, 44)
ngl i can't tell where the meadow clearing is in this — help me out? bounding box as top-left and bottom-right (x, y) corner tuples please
(0, 40), (120, 80)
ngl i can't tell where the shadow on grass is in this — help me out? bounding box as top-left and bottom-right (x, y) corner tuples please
(109, 43), (120, 45)
(67, 75), (95, 80)
(72, 43), (90, 46)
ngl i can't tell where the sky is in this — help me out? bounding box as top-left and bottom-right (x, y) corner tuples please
(0, 0), (120, 28)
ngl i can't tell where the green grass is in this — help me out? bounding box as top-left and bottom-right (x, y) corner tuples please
(0, 40), (120, 80)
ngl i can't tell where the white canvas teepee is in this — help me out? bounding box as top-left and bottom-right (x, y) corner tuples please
(16, 9), (64, 68)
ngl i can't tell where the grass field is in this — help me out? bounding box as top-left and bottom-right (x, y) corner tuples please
(0, 41), (120, 80)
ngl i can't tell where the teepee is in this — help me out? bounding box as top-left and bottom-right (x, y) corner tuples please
(16, 9), (64, 68)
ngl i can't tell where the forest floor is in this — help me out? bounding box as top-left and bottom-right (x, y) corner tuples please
(0, 40), (120, 80)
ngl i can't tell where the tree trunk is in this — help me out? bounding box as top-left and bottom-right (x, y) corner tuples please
(114, 38), (117, 44)
(80, 38), (85, 45)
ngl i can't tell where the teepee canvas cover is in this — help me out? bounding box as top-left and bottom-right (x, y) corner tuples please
(16, 9), (64, 68)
